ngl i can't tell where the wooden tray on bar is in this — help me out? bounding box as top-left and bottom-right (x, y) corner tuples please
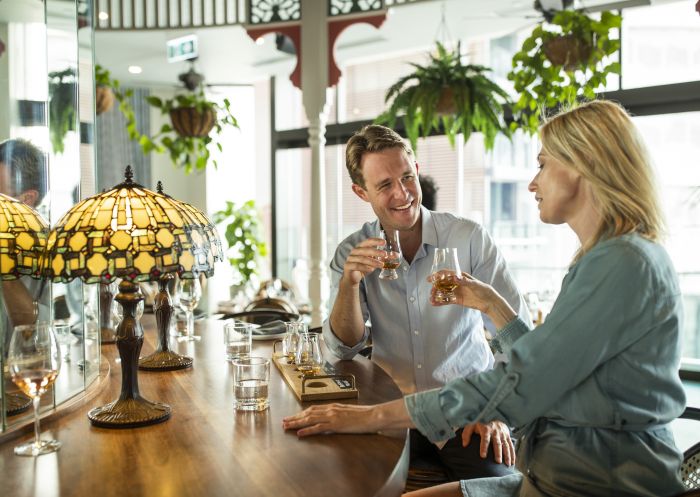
(272, 342), (358, 402)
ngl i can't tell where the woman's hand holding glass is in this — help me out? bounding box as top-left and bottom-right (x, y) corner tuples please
(429, 248), (463, 303)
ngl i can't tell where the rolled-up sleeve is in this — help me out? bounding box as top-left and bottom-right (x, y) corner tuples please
(321, 242), (372, 359)
(405, 241), (660, 442)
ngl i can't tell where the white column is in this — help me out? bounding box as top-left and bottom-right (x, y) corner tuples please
(300, 3), (331, 327)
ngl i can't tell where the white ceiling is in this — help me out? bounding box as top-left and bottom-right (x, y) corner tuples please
(93, 0), (682, 90)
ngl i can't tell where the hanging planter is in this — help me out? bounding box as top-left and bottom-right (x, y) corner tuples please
(169, 107), (216, 137)
(542, 34), (592, 70)
(95, 85), (115, 115)
(376, 42), (512, 151)
(508, 9), (621, 135)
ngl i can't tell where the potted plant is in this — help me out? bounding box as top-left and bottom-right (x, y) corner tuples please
(376, 42), (512, 151)
(142, 88), (238, 174)
(211, 200), (268, 294)
(94, 64), (141, 142)
(508, 9), (621, 135)
(48, 68), (77, 154)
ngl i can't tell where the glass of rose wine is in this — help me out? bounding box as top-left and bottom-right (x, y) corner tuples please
(430, 248), (462, 303)
(379, 229), (402, 280)
(8, 322), (62, 456)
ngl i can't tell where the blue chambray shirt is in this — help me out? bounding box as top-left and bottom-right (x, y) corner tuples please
(405, 234), (686, 497)
(322, 207), (530, 395)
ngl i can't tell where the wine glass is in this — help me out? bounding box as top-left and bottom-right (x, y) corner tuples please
(378, 229), (402, 280)
(8, 323), (62, 456)
(177, 277), (202, 341)
(430, 247), (462, 303)
(53, 322), (77, 363)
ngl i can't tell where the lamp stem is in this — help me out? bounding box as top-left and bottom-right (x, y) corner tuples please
(87, 280), (171, 428)
(99, 282), (116, 343)
(138, 274), (193, 371)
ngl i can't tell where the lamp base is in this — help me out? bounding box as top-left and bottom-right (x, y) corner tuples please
(138, 350), (193, 371)
(88, 397), (171, 428)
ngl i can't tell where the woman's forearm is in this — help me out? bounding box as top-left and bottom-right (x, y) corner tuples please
(482, 289), (517, 329)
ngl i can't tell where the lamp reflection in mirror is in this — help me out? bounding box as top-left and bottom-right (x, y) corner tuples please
(0, 192), (49, 415)
(42, 166), (222, 428)
(138, 181), (222, 371)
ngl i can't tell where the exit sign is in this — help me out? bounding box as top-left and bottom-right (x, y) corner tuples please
(167, 35), (198, 63)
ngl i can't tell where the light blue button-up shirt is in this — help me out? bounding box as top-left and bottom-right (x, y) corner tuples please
(322, 208), (530, 395)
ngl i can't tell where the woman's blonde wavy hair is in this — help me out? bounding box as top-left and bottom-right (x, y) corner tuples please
(539, 100), (665, 262)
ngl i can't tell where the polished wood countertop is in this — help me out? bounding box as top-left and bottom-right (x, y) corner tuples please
(1, 315), (409, 497)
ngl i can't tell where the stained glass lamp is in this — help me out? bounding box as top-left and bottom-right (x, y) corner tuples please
(42, 167), (222, 428)
(138, 181), (223, 371)
(0, 192), (49, 415)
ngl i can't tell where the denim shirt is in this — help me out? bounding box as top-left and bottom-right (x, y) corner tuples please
(405, 234), (686, 497)
(322, 207), (530, 395)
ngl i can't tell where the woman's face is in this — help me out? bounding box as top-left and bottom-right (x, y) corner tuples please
(528, 150), (585, 225)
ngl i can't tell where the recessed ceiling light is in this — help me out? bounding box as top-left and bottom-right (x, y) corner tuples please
(98, 11), (109, 21)
(128, 66), (142, 74)
(255, 37), (265, 45)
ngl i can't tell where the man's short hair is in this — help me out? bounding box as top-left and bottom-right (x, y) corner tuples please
(0, 138), (47, 202)
(345, 125), (413, 188)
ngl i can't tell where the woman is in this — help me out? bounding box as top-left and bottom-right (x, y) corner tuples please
(282, 100), (687, 497)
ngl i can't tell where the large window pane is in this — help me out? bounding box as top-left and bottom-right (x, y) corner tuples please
(634, 111), (700, 368)
(621, 1), (700, 89)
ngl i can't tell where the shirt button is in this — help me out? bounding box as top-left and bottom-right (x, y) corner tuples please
(414, 330), (419, 335)
(403, 265), (408, 271)
(417, 364), (422, 369)
(409, 297), (415, 303)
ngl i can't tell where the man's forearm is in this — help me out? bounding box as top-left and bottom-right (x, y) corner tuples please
(328, 276), (366, 347)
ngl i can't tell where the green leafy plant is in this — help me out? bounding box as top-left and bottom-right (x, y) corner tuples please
(212, 200), (268, 286)
(48, 68), (77, 154)
(95, 64), (141, 141)
(142, 89), (238, 174)
(508, 10), (621, 135)
(376, 42), (512, 151)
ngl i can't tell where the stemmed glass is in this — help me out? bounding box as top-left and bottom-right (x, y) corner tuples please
(378, 229), (402, 280)
(295, 332), (323, 376)
(8, 323), (62, 456)
(430, 247), (463, 303)
(177, 277), (202, 341)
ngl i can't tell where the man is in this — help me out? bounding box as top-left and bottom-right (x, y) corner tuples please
(321, 125), (530, 482)
(0, 138), (49, 348)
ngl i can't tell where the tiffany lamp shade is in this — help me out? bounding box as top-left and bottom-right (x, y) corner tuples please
(0, 192), (49, 415)
(42, 167), (222, 428)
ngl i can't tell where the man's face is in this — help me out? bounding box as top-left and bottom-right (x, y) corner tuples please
(352, 147), (422, 231)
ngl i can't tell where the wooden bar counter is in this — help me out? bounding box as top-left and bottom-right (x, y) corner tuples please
(0, 316), (409, 497)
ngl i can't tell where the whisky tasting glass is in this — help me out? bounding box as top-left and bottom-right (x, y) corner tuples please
(295, 332), (323, 376)
(177, 277), (202, 341)
(430, 247), (462, 303)
(282, 321), (303, 363)
(378, 229), (402, 280)
(8, 323), (62, 456)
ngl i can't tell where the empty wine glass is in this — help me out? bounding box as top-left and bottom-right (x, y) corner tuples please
(430, 247), (462, 303)
(53, 322), (77, 363)
(378, 229), (402, 280)
(8, 323), (62, 456)
(177, 277), (202, 341)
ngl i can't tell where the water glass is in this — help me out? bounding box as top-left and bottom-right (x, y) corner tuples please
(378, 229), (402, 280)
(224, 321), (252, 361)
(232, 357), (270, 412)
(54, 322), (77, 363)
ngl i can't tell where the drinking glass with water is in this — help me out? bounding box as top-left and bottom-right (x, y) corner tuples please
(232, 357), (270, 412)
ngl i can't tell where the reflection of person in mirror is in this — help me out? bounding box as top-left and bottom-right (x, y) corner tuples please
(287, 101), (686, 497)
(0, 138), (50, 348)
(320, 124), (530, 484)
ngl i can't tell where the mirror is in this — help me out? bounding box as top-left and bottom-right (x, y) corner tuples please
(0, 0), (98, 431)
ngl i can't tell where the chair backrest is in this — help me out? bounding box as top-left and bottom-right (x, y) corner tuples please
(221, 310), (300, 327)
(245, 297), (299, 315)
(681, 407), (700, 491)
